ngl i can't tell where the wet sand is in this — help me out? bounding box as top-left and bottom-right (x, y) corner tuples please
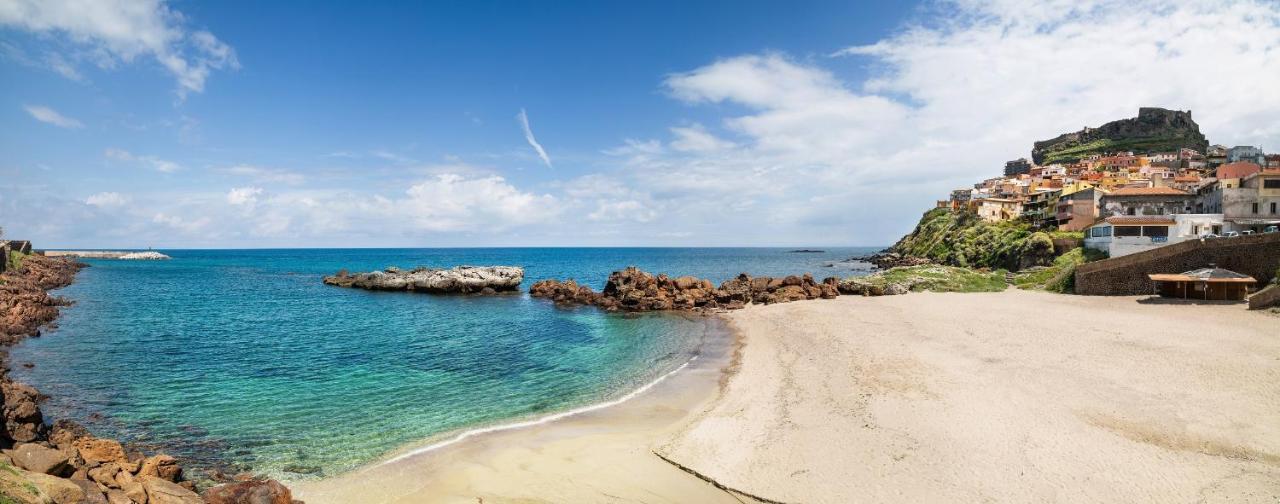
(295, 290), (1280, 503)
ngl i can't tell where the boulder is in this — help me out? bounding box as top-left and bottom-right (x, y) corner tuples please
(141, 476), (202, 504)
(105, 489), (135, 504)
(122, 479), (147, 503)
(11, 443), (69, 475)
(323, 266), (523, 294)
(88, 462), (120, 488)
(1, 379), (47, 443)
(49, 419), (90, 449)
(70, 478), (110, 504)
(533, 267), (838, 312)
(76, 437), (129, 465)
(137, 454), (181, 482)
(26, 471), (87, 504)
(202, 479), (295, 504)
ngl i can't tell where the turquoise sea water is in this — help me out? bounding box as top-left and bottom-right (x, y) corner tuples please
(10, 248), (876, 480)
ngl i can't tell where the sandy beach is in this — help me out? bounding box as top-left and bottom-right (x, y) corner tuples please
(295, 290), (1279, 503)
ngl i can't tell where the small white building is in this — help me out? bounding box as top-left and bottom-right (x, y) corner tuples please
(1084, 214), (1224, 257)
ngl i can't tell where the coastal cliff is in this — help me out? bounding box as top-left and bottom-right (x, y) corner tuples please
(1031, 107), (1208, 164)
(0, 255), (297, 504)
(324, 265), (523, 294)
(885, 208), (1061, 271)
(530, 266), (839, 312)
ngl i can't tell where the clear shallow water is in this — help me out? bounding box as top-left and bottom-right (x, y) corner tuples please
(10, 247), (876, 480)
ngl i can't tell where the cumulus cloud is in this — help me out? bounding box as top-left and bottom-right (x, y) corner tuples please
(517, 108), (553, 167)
(226, 186), (263, 206)
(104, 148), (180, 172)
(598, 0), (1280, 244)
(84, 191), (128, 207)
(0, 0), (239, 97)
(23, 104), (82, 128)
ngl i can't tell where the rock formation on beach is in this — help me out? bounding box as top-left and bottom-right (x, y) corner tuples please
(323, 265), (524, 294)
(530, 266), (839, 312)
(0, 253), (297, 503)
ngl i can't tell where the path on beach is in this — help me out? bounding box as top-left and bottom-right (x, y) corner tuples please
(659, 290), (1280, 503)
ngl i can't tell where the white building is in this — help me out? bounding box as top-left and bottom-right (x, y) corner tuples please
(1083, 214), (1224, 257)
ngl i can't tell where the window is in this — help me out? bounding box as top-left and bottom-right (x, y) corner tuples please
(1273, 202), (1278, 215)
(1127, 207), (1136, 216)
(1254, 202), (1260, 214)
(1142, 226), (1169, 237)
(1265, 179), (1280, 189)
(1115, 226), (1141, 237)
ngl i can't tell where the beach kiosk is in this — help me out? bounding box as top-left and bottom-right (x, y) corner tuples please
(1147, 266), (1256, 300)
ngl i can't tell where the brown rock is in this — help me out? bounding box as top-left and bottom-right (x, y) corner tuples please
(26, 471), (87, 504)
(88, 462), (121, 488)
(11, 443), (70, 475)
(75, 437), (129, 465)
(106, 489), (134, 504)
(137, 454), (181, 482)
(71, 478), (110, 504)
(202, 479), (295, 504)
(122, 480), (147, 503)
(141, 476), (202, 504)
(49, 419), (90, 449)
(1, 380), (47, 443)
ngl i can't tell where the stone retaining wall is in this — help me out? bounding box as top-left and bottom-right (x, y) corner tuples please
(1074, 233), (1280, 295)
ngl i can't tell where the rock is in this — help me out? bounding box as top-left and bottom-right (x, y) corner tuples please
(885, 283), (911, 295)
(49, 419), (90, 449)
(88, 462), (120, 488)
(137, 454), (181, 482)
(76, 437), (129, 465)
(1, 379), (47, 443)
(202, 479), (295, 504)
(106, 489), (134, 504)
(11, 443), (70, 475)
(533, 267), (838, 312)
(323, 265), (523, 294)
(71, 478), (110, 504)
(27, 471), (87, 504)
(122, 480), (147, 503)
(140, 476), (201, 504)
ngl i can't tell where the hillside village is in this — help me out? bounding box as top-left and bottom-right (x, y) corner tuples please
(940, 108), (1280, 259)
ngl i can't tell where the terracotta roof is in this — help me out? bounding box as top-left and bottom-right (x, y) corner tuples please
(1103, 216), (1175, 226)
(1104, 186), (1190, 197)
(1216, 161), (1261, 179)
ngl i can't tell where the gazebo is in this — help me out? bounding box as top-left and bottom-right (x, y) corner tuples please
(1147, 266), (1257, 300)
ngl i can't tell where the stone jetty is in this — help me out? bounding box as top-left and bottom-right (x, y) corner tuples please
(43, 250), (171, 260)
(323, 265), (524, 294)
(530, 266), (839, 312)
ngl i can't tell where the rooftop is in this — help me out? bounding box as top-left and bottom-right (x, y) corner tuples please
(1102, 215), (1176, 226)
(1105, 186), (1190, 197)
(1148, 267), (1256, 284)
(1216, 161), (1261, 180)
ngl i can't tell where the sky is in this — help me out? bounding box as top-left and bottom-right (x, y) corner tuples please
(2, 0), (1280, 249)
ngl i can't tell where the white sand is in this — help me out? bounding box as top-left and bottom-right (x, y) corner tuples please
(295, 290), (1280, 503)
(661, 290), (1280, 503)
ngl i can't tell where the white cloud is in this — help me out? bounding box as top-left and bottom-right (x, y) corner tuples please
(104, 148), (179, 172)
(517, 108), (553, 167)
(0, 0), (238, 97)
(225, 164), (305, 185)
(23, 104), (82, 128)
(226, 186), (263, 206)
(84, 191), (128, 207)
(397, 174), (560, 231)
(669, 123), (736, 152)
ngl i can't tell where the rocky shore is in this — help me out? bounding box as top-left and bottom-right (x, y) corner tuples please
(0, 254), (297, 504)
(323, 266), (523, 294)
(846, 250), (932, 270)
(529, 266), (839, 312)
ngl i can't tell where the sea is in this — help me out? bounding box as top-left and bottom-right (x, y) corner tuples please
(9, 247), (877, 480)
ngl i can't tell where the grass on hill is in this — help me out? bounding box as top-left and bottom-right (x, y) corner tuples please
(5, 251), (26, 272)
(892, 208), (1079, 271)
(855, 265), (1009, 294)
(1012, 247), (1108, 293)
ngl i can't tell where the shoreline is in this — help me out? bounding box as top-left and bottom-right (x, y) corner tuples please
(291, 312), (751, 503)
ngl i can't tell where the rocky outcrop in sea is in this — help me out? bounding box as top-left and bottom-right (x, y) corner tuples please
(530, 266), (839, 312)
(848, 251), (932, 270)
(323, 265), (523, 294)
(0, 254), (298, 503)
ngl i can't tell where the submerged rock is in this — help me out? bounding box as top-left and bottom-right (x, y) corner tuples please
(531, 267), (839, 312)
(323, 265), (523, 294)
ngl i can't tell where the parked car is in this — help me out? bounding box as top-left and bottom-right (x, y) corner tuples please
(1265, 226), (1279, 234)
(1224, 231), (1240, 238)
(1201, 233), (1221, 239)
(1241, 230), (1255, 236)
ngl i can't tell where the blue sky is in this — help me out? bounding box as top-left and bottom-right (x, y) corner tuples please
(3, 0), (1280, 248)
